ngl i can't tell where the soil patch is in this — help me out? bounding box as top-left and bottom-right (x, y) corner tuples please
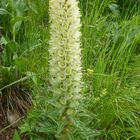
(0, 108), (28, 140)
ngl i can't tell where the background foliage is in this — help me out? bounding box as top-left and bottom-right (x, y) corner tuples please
(0, 0), (140, 139)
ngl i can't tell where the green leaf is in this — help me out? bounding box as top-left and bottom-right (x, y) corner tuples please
(20, 123), (31, 133)
(0, 8), (9, 15)
(109, 3), (120, 17)
(26, 72), (38, 85)
(15, 0), (28, 16)
(32, 75), (38, 85)
(11, 16), (27, 36)
(21, 40), (41, 56)
(29, 2), (38, 14)
(14, 57), (26, 72)
(1, 41), (18, 65)
(12, 130), (21, 140)
(0, 36), (8, 45)
(11, 16), (27, 26)
(56, 122), (66, 135)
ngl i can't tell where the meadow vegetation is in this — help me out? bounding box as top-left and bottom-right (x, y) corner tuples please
(0, 0), (140, 139)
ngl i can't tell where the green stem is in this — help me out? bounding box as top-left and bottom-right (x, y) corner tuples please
(0, 76), (28, 91)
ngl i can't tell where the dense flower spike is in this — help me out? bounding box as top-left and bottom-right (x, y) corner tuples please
(49, 0), (82, 115)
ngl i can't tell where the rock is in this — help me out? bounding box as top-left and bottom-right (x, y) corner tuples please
(6, 109), (21, 128)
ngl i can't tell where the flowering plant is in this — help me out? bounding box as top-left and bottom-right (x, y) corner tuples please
(49, 0), (82, 138)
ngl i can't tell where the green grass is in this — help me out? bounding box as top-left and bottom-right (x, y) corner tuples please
(0, 0), (140, 139)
